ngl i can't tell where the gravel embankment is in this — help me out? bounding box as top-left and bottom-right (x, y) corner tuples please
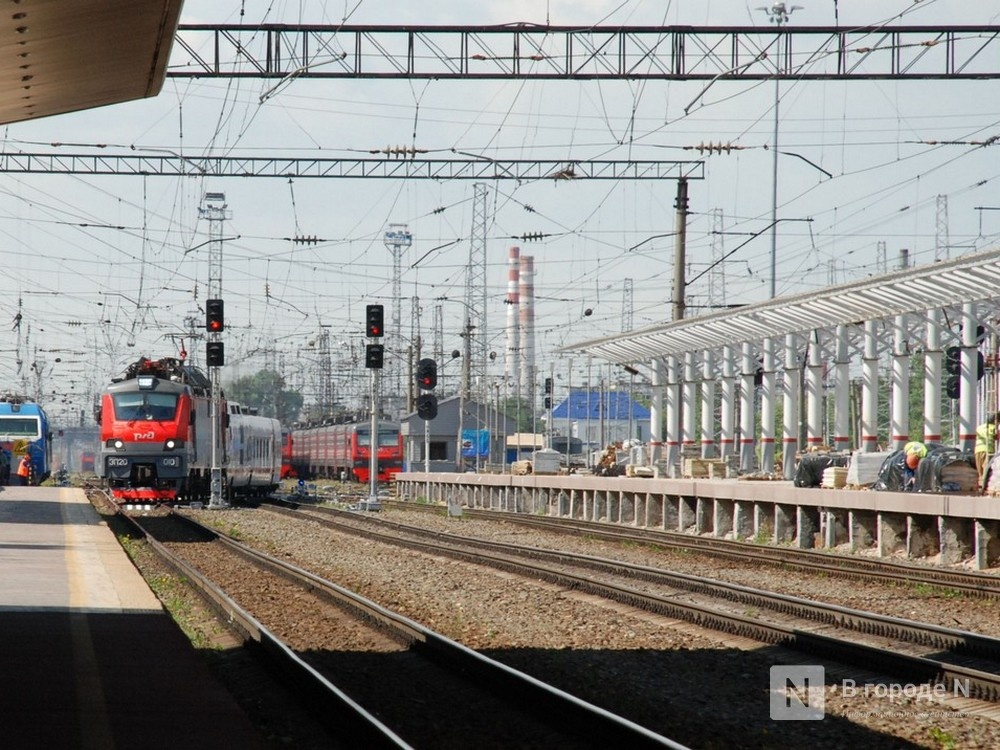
(180, 504), (1000, 750)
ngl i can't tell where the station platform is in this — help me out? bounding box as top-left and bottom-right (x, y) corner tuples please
(0, 485), (266, 749)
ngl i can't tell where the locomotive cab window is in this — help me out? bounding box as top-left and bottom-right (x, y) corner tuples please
(0, 417), (41, 438)
(112, 392), (179, 421)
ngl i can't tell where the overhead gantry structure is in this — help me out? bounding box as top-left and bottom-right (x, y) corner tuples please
(168, 23), (1000, 81)
(560, 249), (1000, 479)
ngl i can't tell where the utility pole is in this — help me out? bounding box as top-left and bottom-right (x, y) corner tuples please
(466, 183), (488, 406)
(384, 224), (411, 416)
(760, 2), (802, 299)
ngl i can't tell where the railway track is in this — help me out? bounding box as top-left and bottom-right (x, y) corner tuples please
(264, 498), (1000, 705)
(125, 507), (684, 749)
(383, 500), (1000, 598)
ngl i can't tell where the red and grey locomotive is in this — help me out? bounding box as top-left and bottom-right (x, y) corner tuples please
(98, 356), (281, 502)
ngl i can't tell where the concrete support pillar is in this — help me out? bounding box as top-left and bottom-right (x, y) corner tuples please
(713, 499), (734, 539)
(824, 509), (849, 548)
(849, 510), (876, 550)
(775, 504), (795, 543)
(939, 516), (972, 565)
(975, 520), (999, 570)
(753, 504), (772, 543)
(907, 515), (938, 559)
(733, 501), (754, 540)
(663, 494), (680, 531)
(878, 513), (906, 557)
(695, 497), (710, 534)
(678, 495), (695, 531)
(796, 506), (820, 548)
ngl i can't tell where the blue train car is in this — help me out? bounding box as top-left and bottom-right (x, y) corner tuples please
(0, 396), (52, 484)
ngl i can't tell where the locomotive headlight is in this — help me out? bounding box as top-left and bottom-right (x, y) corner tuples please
(165, 439), (176, 450)
(113, 439), (124, 450)
(163, 439), (184, 451)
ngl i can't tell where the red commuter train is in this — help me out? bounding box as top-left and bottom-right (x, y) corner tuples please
(280, 430), (295, 479)
(290, 419), (403, 483)
(97, 356), (281, 503)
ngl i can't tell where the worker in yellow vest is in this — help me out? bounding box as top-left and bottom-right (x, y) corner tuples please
(901, 441), (927, 492)
(975, 413), (1000, 489)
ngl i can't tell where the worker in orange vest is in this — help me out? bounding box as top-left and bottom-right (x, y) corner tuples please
(16, 454), (31, 486)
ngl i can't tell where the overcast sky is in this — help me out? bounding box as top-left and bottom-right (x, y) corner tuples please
(3, 0), (1000, 422)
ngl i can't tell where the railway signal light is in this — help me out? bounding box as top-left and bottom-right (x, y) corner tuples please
(416, 358), (437, 390)
(206, 341), (225, 367)
(544, 377), (553, 394)
(417, 393), (438, 420)
(206, 298), (225, 332)
(366, 304), (384, 337)
(365, 344), (384, 369)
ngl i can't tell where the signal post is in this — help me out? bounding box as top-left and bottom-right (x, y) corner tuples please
(206, 298), (226, 508)
(365, 304), (385, 510)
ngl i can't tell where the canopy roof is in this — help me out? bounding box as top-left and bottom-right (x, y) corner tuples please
(560, 247), (1000, 364)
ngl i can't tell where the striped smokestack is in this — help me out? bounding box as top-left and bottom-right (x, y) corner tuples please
(518, 255), (535, 402)
(505, 246), (520, 385)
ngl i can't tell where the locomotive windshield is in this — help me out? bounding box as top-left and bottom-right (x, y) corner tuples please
(112, 392), (179, 421)
(0, 416), (41, 438)
(356, 429), (400, 447)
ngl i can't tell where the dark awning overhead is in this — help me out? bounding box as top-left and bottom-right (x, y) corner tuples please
(0, 0), (184, 125)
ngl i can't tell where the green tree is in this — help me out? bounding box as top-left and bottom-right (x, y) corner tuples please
(224, 369), (303, 425)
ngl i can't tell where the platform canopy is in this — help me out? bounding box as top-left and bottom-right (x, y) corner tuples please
(559, 246), (1000, 364)
(0, 0), (183, 125)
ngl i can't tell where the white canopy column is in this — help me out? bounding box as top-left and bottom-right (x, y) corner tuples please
(959, 303), (978, 452)
(891, 314), (910, 451)
(649, 357), (665, 467)
(782, 333), (800, 479)
(666, 355), (681, 476)
(701, 350), (717, 458)
(924, 311), (943, 443)
(805, 331), (824, 449)
(833, 325), (851, 452)
(720, 345), (736, 459)
(682, 351), (698, 455)
(861, 320), (880, 452)
(760, 338), (777, 472)
(740, 342), (757, 472)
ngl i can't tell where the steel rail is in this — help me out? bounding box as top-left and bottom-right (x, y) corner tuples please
(271, 500), (1000, 701)
(118, 509), (411, 749)
(386, 500), (1000, 597)
(167, 509), (686, 749)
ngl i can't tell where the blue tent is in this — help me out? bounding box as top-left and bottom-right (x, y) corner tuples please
(550, 389), (650, 421)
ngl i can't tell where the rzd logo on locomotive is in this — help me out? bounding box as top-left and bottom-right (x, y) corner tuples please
(133, 431), (156, 440)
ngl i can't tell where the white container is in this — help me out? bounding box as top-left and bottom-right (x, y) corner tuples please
(532, 449), (561, 475)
